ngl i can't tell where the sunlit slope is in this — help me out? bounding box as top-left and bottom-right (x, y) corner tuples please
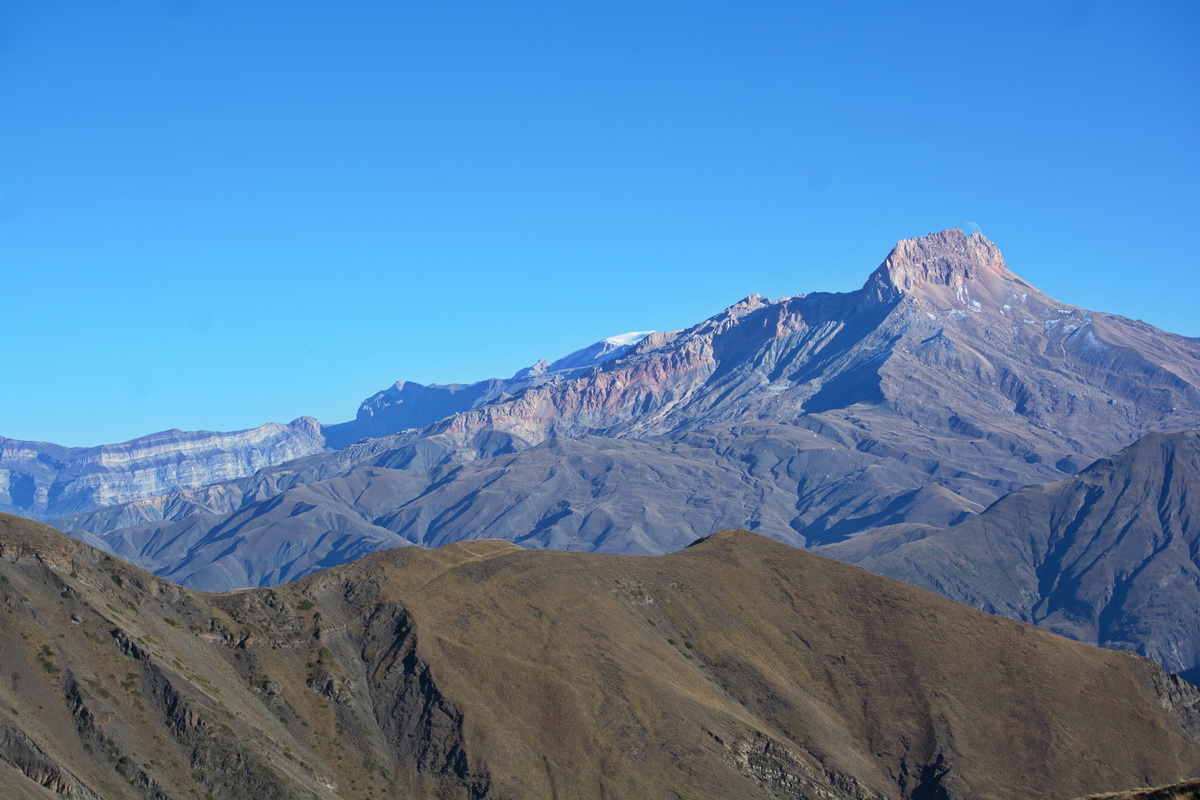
(2, 513), (1199, 799)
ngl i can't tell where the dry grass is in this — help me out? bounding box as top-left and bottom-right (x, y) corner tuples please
(1, 513), (1199, 799)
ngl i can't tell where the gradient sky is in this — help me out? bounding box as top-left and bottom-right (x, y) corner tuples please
(2, 1), (1198, 446)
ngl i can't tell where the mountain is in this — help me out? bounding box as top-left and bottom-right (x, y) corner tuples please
(47, 229), (1200, 593)
(0, 417), (325, 519)
(2, 512), (1199, 799)
(822, 430), (1200, 681)
(404, 229), (1200, 470)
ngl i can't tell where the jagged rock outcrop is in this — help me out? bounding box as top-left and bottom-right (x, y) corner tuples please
(0, 417), (325, 518)
(2, 513), (1200, 799)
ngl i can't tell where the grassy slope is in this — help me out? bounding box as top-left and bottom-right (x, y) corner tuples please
(1, 512), (1199, 799)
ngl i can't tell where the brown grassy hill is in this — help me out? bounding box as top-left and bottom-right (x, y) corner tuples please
(2, 512), (1199, 799)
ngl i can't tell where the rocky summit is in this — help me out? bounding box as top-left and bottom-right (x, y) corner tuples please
(2, 512), (1200, 799)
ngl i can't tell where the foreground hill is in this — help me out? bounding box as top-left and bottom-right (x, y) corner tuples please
(2, 513), (1199, 799)
(825, 430), (1200, 681)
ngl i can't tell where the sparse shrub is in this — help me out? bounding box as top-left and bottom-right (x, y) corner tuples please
(110, 574), (123, 588)
(296, 599), (315, 611)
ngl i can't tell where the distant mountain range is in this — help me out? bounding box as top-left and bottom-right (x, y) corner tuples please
(4, 228), (1200, 680)
(0, 417), (325, 518)
(3, 513), (1198, 799)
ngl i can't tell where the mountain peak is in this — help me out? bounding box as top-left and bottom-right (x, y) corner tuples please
(865, 228), (1009, 299)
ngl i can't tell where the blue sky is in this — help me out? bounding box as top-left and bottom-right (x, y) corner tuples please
(2, 1), (1197, 446)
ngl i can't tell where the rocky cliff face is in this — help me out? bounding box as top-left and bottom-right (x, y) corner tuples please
(321, 331), (654, 449)
(3, 513), (1200, 800)
(0, 417), (325, 518)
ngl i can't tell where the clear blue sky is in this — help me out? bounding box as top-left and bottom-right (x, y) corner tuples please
(2, 1), (1197, 446)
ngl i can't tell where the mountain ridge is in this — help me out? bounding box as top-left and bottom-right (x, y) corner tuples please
(12, 229), (1200, 530)
(823, 428), (1200, 679)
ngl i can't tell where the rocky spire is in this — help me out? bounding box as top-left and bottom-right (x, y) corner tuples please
(863, 229), (1009, 300)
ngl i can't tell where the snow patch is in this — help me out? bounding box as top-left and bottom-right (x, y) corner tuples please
(603, 331), (655, 347)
